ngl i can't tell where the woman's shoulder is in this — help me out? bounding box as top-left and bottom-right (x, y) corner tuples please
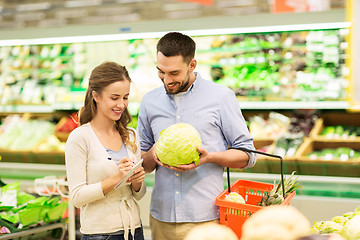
(66, 123), (92, 142)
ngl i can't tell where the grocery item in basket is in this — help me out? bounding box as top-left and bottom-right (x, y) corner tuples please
(155, 123), (202, 167)
(258, 171), (302, 207)
(225, 192), (245, 204)
(241, 205), (311, 240)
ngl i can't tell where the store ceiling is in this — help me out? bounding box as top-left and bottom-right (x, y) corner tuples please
(0, 0), (345, 29)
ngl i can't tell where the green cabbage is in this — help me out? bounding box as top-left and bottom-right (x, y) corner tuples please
(319, 221), (342, 234)
(341, 215), (360, 240)
(155, 123), (202, 167)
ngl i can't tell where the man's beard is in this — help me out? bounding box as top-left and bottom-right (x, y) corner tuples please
(165, 71), (190, 94)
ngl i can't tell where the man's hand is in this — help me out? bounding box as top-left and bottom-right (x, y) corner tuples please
(153, 152), (171, 168)
(166, 146), (209, 172)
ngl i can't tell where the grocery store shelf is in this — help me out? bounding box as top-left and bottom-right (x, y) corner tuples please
(0, 103), (84, 113)
(0, 105), (53, 113)
(52, 102), (84, 111)
(0, 162), (66, 180)
(238, 101), (350, 109)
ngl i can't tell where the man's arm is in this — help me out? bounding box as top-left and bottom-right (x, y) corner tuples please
(141, 146), (157, 173)
(205, 148), (250, 168)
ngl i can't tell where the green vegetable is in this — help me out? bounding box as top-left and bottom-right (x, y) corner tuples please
(341, 215), (360, 240)
(320, 221), (342, 234)
(258, 171), (302, 207)
(155, 123), (202, 167)
(225, 192), (246, 204)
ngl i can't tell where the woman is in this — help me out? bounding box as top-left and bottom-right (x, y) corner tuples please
(65, 61), (146, 240)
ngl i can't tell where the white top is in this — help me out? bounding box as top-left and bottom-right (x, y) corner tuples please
(173, 91), (186, 107)
(65, 123), (146, 238)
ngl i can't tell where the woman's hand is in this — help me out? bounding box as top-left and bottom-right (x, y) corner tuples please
(128, 164), (145, 192)
(117, 157), (134, 181)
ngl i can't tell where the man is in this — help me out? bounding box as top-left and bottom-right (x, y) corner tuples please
(137, 32), (256, 240)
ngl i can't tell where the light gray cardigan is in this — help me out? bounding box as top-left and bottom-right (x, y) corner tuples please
(65, 123), (146, 238)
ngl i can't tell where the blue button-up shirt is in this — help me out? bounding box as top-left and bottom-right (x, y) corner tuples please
(137, 73), (256, 223)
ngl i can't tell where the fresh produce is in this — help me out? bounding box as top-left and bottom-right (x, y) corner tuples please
(248, 112), (290, 139)
(311, 206), (360, 240)
(341, 215), (360, 240)
(225, 192), (245, 204)
(34, 135), (66, 152)
(258, 171), (302, 207)
(241, 205), (311, 240)
(55, 112), (79, 133)
(0, 181), (67, 233)
(0, 115), (56, 151)
(155, 123), (202, 167)
(321, 125), (360, 138)
(273, 132), (304, 158)
(307, 148), (360, 161)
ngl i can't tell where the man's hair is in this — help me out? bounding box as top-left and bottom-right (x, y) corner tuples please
(156, 32), (196, 63)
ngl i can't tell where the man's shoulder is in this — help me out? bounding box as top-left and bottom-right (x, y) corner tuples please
(142, 86), (165, 101)
(201, 78), (234, 97)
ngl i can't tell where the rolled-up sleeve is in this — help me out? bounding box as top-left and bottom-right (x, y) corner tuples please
(220, 90), (257, 169)
(137, 100), (155, 152)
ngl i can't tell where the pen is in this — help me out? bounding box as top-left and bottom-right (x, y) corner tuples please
(108, 157), (135, 164)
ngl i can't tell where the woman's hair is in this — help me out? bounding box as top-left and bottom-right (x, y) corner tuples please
(79, 61), (137, 153)
(156, 32), (196, 64)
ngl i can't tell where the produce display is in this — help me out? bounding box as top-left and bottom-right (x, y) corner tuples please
(321, 126), (360, 139)
(0, 27), (350, 108)
(240, 204), (360, 240)
(307, 147), (360, 161)
(0, 114), (67, 152)
(155, 123), (202, 167)
(248, 110), (319, 158)
(0, 114), (56, 151)
(0, 44), (86, 105)
(55, 112), (79, 142)
(248, 112), (290, 139)
(196, 29), (348, 101)
(0, 181), (67, 235)
(311, 206), (360, 240)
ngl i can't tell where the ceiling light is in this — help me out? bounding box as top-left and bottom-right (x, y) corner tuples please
(0, 22), (350, 46)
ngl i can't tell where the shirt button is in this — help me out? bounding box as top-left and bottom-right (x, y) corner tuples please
(175, 173), (179, 177)
(176, 191), (179, 194)
(176, 116), (180, 119)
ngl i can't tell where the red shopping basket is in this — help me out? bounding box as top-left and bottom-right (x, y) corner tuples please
(215, 147), (296, 238)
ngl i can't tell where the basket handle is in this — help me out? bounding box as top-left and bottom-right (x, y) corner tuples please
(228, 147), (286, 200)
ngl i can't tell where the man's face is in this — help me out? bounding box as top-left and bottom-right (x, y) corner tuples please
(156, 52), (193, 94)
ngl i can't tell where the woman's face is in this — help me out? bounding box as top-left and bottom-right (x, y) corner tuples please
(93, 80), (130, 121)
